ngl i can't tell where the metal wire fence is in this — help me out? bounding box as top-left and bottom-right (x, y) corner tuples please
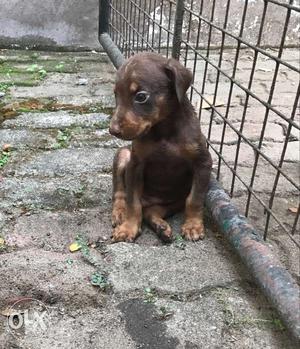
(101, 0), (300, 248)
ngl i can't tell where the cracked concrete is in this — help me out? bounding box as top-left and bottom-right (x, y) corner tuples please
(0, 49), (299, 348)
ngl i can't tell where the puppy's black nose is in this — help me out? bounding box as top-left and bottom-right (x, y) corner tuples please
(109, 125), (121, 137)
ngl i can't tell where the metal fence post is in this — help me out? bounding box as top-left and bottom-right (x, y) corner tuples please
(99, 0), (125, 68)
(172, 0), (185, 59)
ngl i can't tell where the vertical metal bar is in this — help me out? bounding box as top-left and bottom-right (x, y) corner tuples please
(199, 0), (217, 123)
(146, 0), (153, 47)
(99, 0), (110, 35)
(166, 1), (173, 57)
(128, 0), (134, 55)
(157, 0), (163, 53)
(230, 0), (268, 197)
(132, 0), (138, 51)
(191, 0), (204, 102)
(216, 0), (249, 180)
(141, 0), (147, 51)
(206, 0), (231, 153)
(183, 0), (194, 66)
(264, 82), (300, 239)
(292, 204), (300, 235)
(245, 0), (294, 219)
(125, 0), (130, 57)
(172, 0), (185, 59)
(137, 0), (142, 52)
(151, 0), (157, 49)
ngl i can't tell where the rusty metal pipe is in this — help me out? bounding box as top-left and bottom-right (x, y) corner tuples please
(206, 177), (300, 340)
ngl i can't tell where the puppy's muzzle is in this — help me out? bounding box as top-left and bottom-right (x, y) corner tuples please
(109, 123), (122, 137)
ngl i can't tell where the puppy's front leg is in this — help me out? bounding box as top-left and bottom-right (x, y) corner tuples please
(112, 156), (143, 242)
(182, 155), (212, 241)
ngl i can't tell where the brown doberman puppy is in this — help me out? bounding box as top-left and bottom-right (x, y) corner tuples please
(109, 52), (212, 243)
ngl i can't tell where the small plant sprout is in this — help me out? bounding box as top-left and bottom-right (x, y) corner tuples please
(144, 287), (157, 303)
(174, 235), (186, 250)
(90, 272), (110, 290)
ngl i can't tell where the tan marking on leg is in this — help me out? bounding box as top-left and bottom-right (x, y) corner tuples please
(118, 148), (131, 170)
(112, 197), (127, 227)
(182, 189), (205, 241)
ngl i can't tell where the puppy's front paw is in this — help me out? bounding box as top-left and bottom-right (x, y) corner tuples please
(181, 218), (205, 241)
(111, 199), (127, 227)
(111, 221), (139, 242)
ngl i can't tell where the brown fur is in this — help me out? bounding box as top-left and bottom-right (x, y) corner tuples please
(109, 52), (212, 242)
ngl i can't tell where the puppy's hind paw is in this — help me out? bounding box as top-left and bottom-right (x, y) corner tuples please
(153, 220), (173, 243)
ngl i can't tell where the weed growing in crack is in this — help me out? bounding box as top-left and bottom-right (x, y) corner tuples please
(75, 233), (111, 291)
(155, 306), (174, 321)
(90, 272), (110, 291)
(144, 287), (157, 303)
(213, 288), (286, 331)
(0, 148), (11, 168)
(174, 235), (186, 250)
(53, 129), (72, 149)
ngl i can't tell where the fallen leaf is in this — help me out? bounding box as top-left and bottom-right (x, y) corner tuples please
(0, 237), (5, 247)
(288, 207), (298, 214)
(69, 242), (81, 252)
(2, 144), (11, 151)
(201, 96), (225, 109)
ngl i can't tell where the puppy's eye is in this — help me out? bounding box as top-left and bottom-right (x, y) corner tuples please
(134, 91), (150, 104)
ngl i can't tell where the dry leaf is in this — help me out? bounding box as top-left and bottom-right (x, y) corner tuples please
(0, 238), (5, 247)
(288, 207), (298, 214)
(2, 144), (11, 151)
(69, 242), (81, 252)
(201, 96), (225, 109)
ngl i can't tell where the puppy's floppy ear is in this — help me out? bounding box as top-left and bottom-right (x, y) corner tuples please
(165, 58), (193, 102)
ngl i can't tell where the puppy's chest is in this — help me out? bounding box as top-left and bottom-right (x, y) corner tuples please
(141, 141), (192, 173)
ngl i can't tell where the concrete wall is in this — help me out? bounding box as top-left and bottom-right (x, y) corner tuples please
(0, 0), (100, 50)
(0, 0), (299, 51)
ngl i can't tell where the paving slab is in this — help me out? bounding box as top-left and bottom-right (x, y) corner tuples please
(2, 111), (110, 129)
(0, 129), (56, 149)
(8, 148), (114, 177)
(0, 174), (112, 211)
(202, 122), (284, 145)
(107, 241), (246, 294)
(218, 161), (299, 196)
(10, 73), (115, 108)
(0, 49), (298, 348)
(261, 141), (300, 163)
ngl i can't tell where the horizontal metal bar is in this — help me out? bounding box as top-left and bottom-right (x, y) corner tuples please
(206, 177), (300, 340)
(267, 0), (300, 11)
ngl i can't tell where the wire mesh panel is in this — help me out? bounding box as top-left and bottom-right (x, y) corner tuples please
(106, 0), (300, 248)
